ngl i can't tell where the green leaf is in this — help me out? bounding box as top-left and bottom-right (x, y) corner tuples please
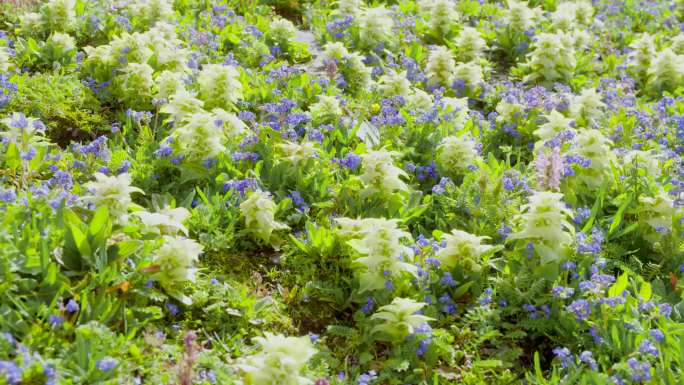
(639, 282), (652, 300)
(609, 195), (632, 235)
(609, 273), (629, 298)
(88, 206), (109, 237)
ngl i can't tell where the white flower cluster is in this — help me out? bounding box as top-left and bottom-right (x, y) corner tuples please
(551, 1), (594, 30)
(238, 333), (317, 385)
(152, 235), (203, 297)
(508, 191), (574, 262)
(569, 129), (614, 190)
(322, 43), (373, 92)
(370, 297), (434, 340)
(504, 0), (542, 33)
(628, 33), (656, 75)
(197, 64), (243, 110)
(638, 189), (676, 234)
(523, 31), (577, 84)
(533, 110), (574, 147)
(437, 135), (480, 173)
(0, 46), (13, 73)
(0, 113), (49, 150)
(134, 206), (190, 235)
(357, 6), (394, 48)
(455, 27), (487, 62)
(309, 95), (342, 124)
(377, 70), (411, 98)
(126, 0), (176, 28)
(359, 150), (409, 195)
(82, 23), (190, 107)
(569, 88), (605, 125)
(426, 45), (483, 90)
(426, 46), (456, 88)
(168, 108), (246, 161)
(336, 218), (417, 293)
(269, 17), (298, 44)
(240, 191), (289, 243)
(647, 48), (684, 92)
(420, 0), (459, 37)
(436, 229), (493, 271)
(83, 173), (143, 222)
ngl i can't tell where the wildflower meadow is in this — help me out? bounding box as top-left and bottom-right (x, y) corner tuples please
(1, 0), (684, 384)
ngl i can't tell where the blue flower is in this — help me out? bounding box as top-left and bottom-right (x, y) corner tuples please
(579, 351), (597, 370)
(566, 299), (591, 321)
(96, 357), (117, 372)
(638, 339), (659, 357)
(65, 299), (79, 314)
(0, 361), (22, 385)
(48, 315), (64, 327)
(552, 347), (572, 368)
(650, 329), (665, 343)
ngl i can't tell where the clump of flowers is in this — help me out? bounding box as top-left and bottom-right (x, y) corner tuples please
(168, 110), (228, 161)
(151, 235), (203, 301)
(309, 95), (342, 125)
(134, 206), (190, 235)
(421, 0), (459, 37)
(551, 1), (594, 30)
(357, 6), (393, 48)
(154, 70), (186, 101)
(426, 45), (456, 87)
(126, 0), (176, 28)
(568, 129), (613, 190)
(0, 113), (49, 155)
(508, 191), (574, 262)
(628, 33), (656, 76)
(455, 27), (487, 61)
(238, 333), (317, 385)
(453, 61), (483, 90)
(523, 32), (576, 84)
(504, 0), (542, 33)
(569, 88), (605, 126)
(43, 32), (77, 65)
(638, 189), (676, 235)
(240, 191), (289, 243)
(647, 48), (684, 93)
(161, 89), (205, 123)
(336, 217), (417, 292)
(41, 0), (77, 32)
(359, 150), (409, 195)
(377, 70), (411, 98)
(370, 297), (434, 341)
(83, 173), (143, 222)
(113, 63), (155, 108)
(197, 64), (243, 109)
(269, 17), (298, 45)
(279, 141), (319, 165)
(533, 110), (574, 147)
(437, 135), (480, 174)
(436, 229), (493, 272)
(534, 146), (564, 191)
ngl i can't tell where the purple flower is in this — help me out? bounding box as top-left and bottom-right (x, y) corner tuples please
(639, 340), (659, 357)
(362, 298), (375, 314)
(553, 347), (572, 368)
(166, 303), (179, 316)
(0, 361), (22, 385)
(48, 315), (64, 327)
(566, 299), (591, 321)
(96, 357), (117, 372)
(650, 329), (665, 343)
(65, 299), (79, 314)
(579, 351), (597, 370)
